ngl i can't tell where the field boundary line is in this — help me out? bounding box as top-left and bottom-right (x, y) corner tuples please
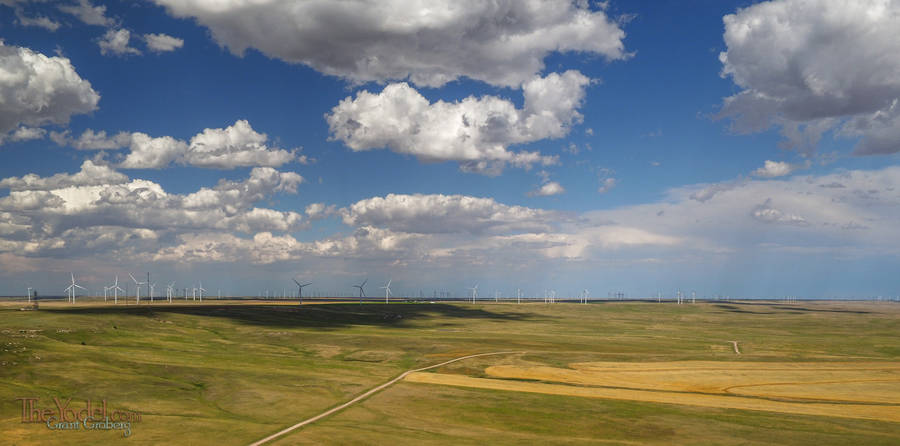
(247, 350), (523, 446)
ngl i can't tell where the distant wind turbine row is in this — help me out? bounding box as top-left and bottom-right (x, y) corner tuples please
(30, 272), (781, 306)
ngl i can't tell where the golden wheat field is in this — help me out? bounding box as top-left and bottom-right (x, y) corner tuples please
(405, 361), (900, 423)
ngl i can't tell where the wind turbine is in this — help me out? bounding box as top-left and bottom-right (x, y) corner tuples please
(469, 284), (478, 303)
(65, 273), (86, 303)
(582, 289), (590, 304)
(108, 276), (123, 304)
(166, 282), (175, 303)
(517, 288), (522, 304)
(149, 283), (156, 303)
(129, 273), (146, 304)
(353, 279), (367, 303)
(27, 287), (33, 303)
(381, 279), (392, 304)
(198, 281), (206, 302)
(292, 279), (311, 304)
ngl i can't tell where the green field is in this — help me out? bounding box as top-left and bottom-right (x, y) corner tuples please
(1, 299), (898, 445)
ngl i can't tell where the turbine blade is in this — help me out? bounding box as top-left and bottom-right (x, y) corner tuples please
(293, 279), (301, 286)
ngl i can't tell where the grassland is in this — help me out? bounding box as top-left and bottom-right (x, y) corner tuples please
(0, 299), (898, 445)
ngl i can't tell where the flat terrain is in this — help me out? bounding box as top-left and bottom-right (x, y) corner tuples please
(1, 299), (898, 445)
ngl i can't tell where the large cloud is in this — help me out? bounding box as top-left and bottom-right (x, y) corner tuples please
(0, 165), (305, 258)
(185, 119), (297, 168)
(327, 71), (589, 174)
(55, 120), (300, 169)
(0, 41), (99, 137)
(7, 162), (900, 290)
(718, 0), (900, 155)
(0, 160), (127, 191)
(152, 0), (628, 88)
(342, 193), (559, 235)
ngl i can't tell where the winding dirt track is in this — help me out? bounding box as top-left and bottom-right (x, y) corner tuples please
(247, 351), (522, 446)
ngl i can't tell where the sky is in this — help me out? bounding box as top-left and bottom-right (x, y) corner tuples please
(1, 0), (899, 299)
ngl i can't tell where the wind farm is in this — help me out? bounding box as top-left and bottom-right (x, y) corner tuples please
(1, 287), (898, 445)
(2, 0), (900, 444)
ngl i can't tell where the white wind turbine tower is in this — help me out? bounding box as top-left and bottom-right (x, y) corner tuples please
(517, 288), (522, 304)
(198, 281), (206, 302)
(149, 283), (157, 303)
(129, 273), (147, 304)
(469, 284), (478, 303)
(65, 273), (86, 303)
(109, 276), (123, 304)
(27, 287), (33, 303)
(192, 286), (197, 301)
(292, 279), (311, 303)
(582, 289), (590, 304)
(166, 282), (175, 303)
(381, 279), (392, 304)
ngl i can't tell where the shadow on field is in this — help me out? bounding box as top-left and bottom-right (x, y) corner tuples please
(714, 302), (871, 315)
(43, 303), (543, 330)
(714, 304), (778, 314)
(779, 306), (871, 314)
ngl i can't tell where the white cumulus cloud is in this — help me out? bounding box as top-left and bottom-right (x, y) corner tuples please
(752, 160), (798, 178)
(58, 0), (114, 26)
(529, 181), (566, 197)
(327, 71), (589, 174)
(0, 42), (99, 137)
(152, 0), (629, 88)
(144, 33), (184, 52)
(185, 119), (296, 169)
(98, 29), (141, 56)
(0, 160), (127, 191)
(55, 121), (298, 170)
(718, 0), (900, 155)
(0, 166), (306, 258)
(342, 193), (559, 235)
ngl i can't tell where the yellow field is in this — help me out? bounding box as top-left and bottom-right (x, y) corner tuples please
(487, 361), (900, 403)
(404, 361), (900, 423)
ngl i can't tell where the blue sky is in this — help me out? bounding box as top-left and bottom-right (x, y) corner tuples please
(1, 0), (898, 299)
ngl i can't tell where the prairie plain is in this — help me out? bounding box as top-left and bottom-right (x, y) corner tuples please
(1, 299), (898, 445)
